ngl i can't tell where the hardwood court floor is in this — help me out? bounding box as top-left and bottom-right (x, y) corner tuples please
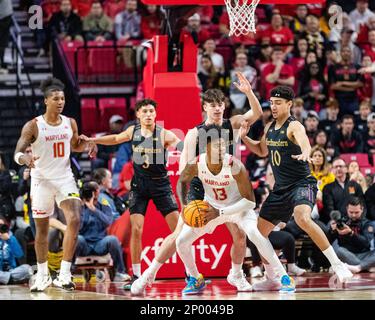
(2, 273), (375, 300)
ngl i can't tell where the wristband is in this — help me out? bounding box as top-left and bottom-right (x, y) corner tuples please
(14, 152), (25, 165)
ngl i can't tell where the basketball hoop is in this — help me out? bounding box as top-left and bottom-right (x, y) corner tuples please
(224, 0), (260, 37)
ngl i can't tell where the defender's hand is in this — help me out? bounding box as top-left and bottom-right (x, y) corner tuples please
(21, 154), (40, 168)
(292, 152), (312, 163)
(239, 121), (251, 140)
(87, 142), (98, 158)
(233, 72), (253, 95)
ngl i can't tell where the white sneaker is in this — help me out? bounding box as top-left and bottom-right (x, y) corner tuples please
(131, 269), (155, 296)
(331, 263), (353, 282)
(250, 266), (263, 278)
(288, 264), (306, 276)
(227, 269), (252, 292)
(53, 273), (76, 291)
(30, 273), (52, 292)
(252, 278), (281, 291)
(113, 272), (132, 282)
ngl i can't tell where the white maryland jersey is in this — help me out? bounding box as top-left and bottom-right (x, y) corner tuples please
(31, 115), (74, 180)
(197, 153), (242, 209)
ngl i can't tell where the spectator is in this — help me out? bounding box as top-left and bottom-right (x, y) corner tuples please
(348, 160), (360, 176)
(304, 111), (320, 145)
(350, 170), (368, 193)
(365, 178), (375, 220)
(364, 112), (375, 164)
(291, 97), (307, 123)
(48, 0), (84, 43)
(198, 39), (225, 74)
(0, 152), (15, 224)
(254, 42), (273, 74)
(358, 56), (374, 103)
(198, 54), (220, 92)
(329, 12), (356, 44)
(328, 197), (375, 273)
(318, 98), (340, 139)
(363, 30), (375, 62)
(334, 27), (362, 66)
(93, 168), (126, 220)
(358, 58), (375, 108)
(71, 0), (93, 17)
(114, 0), (141, 41)
(298, 62), (327, 112)
(313, 129), (329, 149)
(310, 146), (335, 197)
(82, 1), (113, 42)
(349, 0), (375, 33)
(263, 46), (295, 99)
(355, 99), (372, 134)
(300, 14), (328, 60)
(76, 181), (130, 282)
(0, 215), (32, 285)
(322, 158), (365, 223)
(140, 5), (162, 39)
(180, 13), (210, 45)
(92, 115), (125, 170)
(262, 13), (294, 55)
(328, 46), (364, 115)
(331, 115), (364, 156)
(290, 37), (309, 81)
(357, 15), (375, 48)
(229, 53), (257, 109)
(290, 4), (309, 34)
(0, 0), (13, 74)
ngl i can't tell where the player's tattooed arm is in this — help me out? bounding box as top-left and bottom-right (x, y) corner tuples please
(177, 163), (198, 206)
(230, 71), (263, 129)
(289, 121), (312, 163)
(240, 121), (270, 157)
(14, 120), (38, 167)
(79, 126), (134, 145)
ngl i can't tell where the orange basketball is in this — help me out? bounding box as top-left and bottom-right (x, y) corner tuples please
(182, 200), (210, 228)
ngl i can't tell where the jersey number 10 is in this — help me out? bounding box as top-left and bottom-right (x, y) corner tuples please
(53, 142), (65, 158)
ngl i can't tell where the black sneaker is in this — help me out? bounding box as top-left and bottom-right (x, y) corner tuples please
(53, 273), (76, 291)
(123, 275), (138, 290)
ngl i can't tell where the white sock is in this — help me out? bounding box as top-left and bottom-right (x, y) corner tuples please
(37, 261), (48, 276)
(149, 260), (162, 276)
(264, 263), (280, 280)
(323, 246), (341, 266)
(60, 260), (72, 276)
(132, 263), (141, 277)
(288, 263), (297, 270)
(231, 262), (242, 274)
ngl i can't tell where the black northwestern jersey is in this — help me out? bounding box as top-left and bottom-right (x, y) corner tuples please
(195, 119), (235, 156)
(131, 124), (168, 178)
(266, 116), (312, 191)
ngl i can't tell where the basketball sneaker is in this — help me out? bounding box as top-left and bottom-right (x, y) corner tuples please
(131, 269), (155, 296)
(53, 273), (76, 291)
(123, 275), (138, 290)
(287, 264), (306, 276)
(227, 269), (252, 291)
(30, 273), (52, 292)
(331, 263), (353, 282)
(182, 274), (205, 295)
(252, 278), (281, 291)
(279, 275), (296, 293)
(113, 272), (132, 282)
(250, 266), (263, 278)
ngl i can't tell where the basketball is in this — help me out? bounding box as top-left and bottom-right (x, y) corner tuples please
(182, 200), (210, 228)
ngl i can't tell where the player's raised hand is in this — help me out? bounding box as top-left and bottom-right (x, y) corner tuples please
(233, 72), (253, 94)
(22, 154), (40, 168)
(291, 152), (312, 163)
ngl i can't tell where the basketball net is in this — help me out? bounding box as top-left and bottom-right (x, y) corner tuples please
(224, 0), (260, 37)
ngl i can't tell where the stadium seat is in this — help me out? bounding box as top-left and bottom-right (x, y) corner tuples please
(340, 153), (370, 167)
(81, 98), (98, 136)
(360, 167), (375, 176)
(98, 97), (127, 132)
(87, 41), (117, 79)
(61, 40), (87, 79)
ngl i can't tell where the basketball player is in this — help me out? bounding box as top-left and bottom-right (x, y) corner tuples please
(13, 77), (96, 292)
(240, 86), (353, 289)
(81, 99), (182, 288)
(131, 72), (262, 295)
(175, 125), (294, 294)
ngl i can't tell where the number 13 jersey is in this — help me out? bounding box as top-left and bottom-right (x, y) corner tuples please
(31, 115), (73, 180)
(197, 153), (242, 209)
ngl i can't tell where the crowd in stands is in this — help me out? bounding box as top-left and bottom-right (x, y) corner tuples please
(2, 0), (375, 282)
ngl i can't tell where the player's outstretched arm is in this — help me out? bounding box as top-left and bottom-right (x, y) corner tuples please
(70, 118), (97, 156)
(80, 126), (135, 146)
(176, 163), (198, 207)
(289, 121), (312, 163)
(162, 129), (184, 151)
(230, 71), (263, 129)
(14, 120), (39, 168)
(240, 121), (270, 158)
